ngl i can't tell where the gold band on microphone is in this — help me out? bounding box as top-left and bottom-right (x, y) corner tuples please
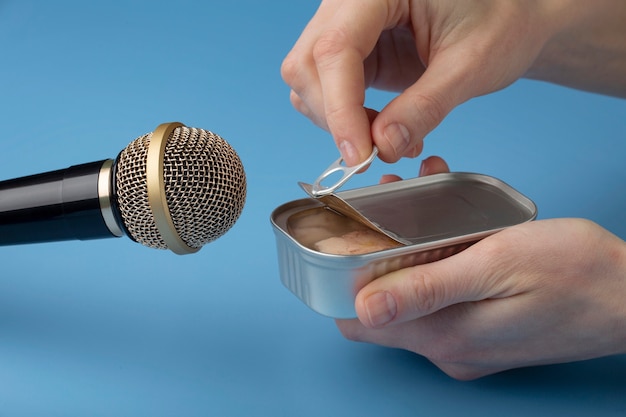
(146, 122), (199, 255)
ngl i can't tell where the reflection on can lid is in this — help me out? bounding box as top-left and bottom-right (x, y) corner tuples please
(339, 172), (537, 244)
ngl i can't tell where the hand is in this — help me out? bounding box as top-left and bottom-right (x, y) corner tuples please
(282, 0), (626, 166)
(336, 157), (626, 380)
(281, 0), (553, 165)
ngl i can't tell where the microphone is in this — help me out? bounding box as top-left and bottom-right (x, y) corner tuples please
(0, 122), (247, 255)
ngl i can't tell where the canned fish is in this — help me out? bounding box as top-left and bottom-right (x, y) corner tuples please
(271, 172), (537, 318)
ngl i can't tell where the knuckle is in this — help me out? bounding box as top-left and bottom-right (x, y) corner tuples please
(428, 337), (469, 365)
(406, 269), (442, 314)
(435, 362), (485, 381)
(324, 105), (350, 131)
(289, 90), (307, 114)
(419, 333), (482, 379)
(408, 92), (449, 133)
(312, 28), (350, 64)
(280, 53), (300, 86)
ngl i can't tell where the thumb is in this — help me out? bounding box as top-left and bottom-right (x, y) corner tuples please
(354, 243), (498, 328)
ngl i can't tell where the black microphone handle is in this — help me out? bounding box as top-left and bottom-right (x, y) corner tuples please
(0, 159), (125, 246)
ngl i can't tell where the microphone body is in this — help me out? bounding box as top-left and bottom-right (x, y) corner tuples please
(0, 160), (121, 245)
(0, 122), (247, 254)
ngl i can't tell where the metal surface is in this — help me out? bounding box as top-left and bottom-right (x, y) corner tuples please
(98, 159), (124, 238)
(339, 172), (537, 244)
(145, 122), (197, 255)
(271, 173), (537, 318)
(115, 123), (247, 254)
(298, 182), (410, 245)
(0, 161), (119, 245)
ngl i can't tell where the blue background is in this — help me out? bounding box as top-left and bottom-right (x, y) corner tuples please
(1, 1), (625, 416)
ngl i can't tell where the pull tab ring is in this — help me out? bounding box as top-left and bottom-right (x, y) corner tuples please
(310, 147), (378, 197)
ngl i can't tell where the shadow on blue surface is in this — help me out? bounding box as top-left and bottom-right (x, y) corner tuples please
(348, 346), (626, 416)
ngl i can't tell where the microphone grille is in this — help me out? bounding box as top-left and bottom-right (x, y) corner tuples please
(115, 125), (246, 252)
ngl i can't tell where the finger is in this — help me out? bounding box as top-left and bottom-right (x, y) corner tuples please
(335, 304), (469, 354)
(335, 316), (507, 381)
(379, 174), (403, 184)
(353, 240), (504, 328)
(419, 156), (450, 176)
(312, 8), (380, 165)
(379, 155), (450, 185)
(312, 0), (406, 166)
(289, 90), (329, 131)
(335, 317), (418, 350)
(281, 2), (345, 132)
(335, 304), (475, 362)
(316, 51), (371, 167)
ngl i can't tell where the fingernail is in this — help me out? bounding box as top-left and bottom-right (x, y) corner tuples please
(364, 291), (397, 328)
(419, 157), (428, 177)
(383, 123), (410, 158)
(339, 140), (358, 166)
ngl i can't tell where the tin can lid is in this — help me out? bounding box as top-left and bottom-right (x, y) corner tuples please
(336, 173), (537, 245)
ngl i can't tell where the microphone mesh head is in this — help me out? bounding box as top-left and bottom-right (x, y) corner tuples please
(114, 126), (246, 251)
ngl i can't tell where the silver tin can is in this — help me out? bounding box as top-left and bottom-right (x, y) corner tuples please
(271, 173), (537, 318)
